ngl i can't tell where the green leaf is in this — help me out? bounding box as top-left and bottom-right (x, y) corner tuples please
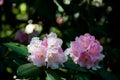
(64, 62), (88, 73)
(46, 70), (62, 80)
(4, 42), (29, 57)
(36, 77), (41, 80)
(66, 42), (70, 47)
(75, 74), (90, 80)
(17, 63), (40, 78)
(46, 72), (56, 80)
(13, 59), (28, 66)
(47, 70), (62, 80)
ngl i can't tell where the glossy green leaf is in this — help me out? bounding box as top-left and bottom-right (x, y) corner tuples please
(4, 42), (29, 57)
(64, 62), (88, 73)
(75, 74), (90, 80)
(46, 72), (56, 80)
(17, 63), (40, 78)
(66, 42), (70, 47)
(46, 70), (62, 80)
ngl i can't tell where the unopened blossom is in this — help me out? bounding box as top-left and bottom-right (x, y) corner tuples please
(25, 23), (35, 34)
(27, 32), (67, 69)
(65, 33), (105, 70)
(15, 30), (28, 43)
(56, 17), (63, 24)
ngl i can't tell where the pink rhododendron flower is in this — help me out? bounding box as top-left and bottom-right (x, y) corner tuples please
(65, 33), (105, 70)
(0, 0), (4, 6)
(27, 32), (67, 69)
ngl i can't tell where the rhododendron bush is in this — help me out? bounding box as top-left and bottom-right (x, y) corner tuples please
(3, 32), (119, 80)
(27, 32), (104, 70)
(2, 32), (108, 80)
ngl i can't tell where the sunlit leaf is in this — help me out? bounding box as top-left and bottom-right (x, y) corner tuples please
(19, 2), (27, 13)
(50, 27), (62, 37)
(46, 72), (56, 80)
(12, 8), (19, 15)
(16, 14), (28, 20)
(6, 67), (13, 73)
(46, 71), (62, 80)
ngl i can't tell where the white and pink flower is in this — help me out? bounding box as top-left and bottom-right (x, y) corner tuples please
(27, 32), (67, 69)
(64, 33), (105, 70)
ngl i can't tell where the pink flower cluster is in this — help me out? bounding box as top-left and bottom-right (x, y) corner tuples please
(65, 33), (105, 70)
(28, 32), (105, 70)
(0, 0), (4, 6)
(27, 32), (67, 69)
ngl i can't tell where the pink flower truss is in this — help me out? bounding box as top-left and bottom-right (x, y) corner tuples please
(0, 0), (4, 6)
(65, 33), (105, 70)
(27, 32), (67, 69)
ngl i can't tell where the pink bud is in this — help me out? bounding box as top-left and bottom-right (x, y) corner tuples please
(15, 30), (28, 43)
(56, 17), (63, 24)
(0, 0), (4, 6)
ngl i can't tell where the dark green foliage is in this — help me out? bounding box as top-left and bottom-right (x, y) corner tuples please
(17, 63), (40, 78)
(4, 43), (29, 57)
